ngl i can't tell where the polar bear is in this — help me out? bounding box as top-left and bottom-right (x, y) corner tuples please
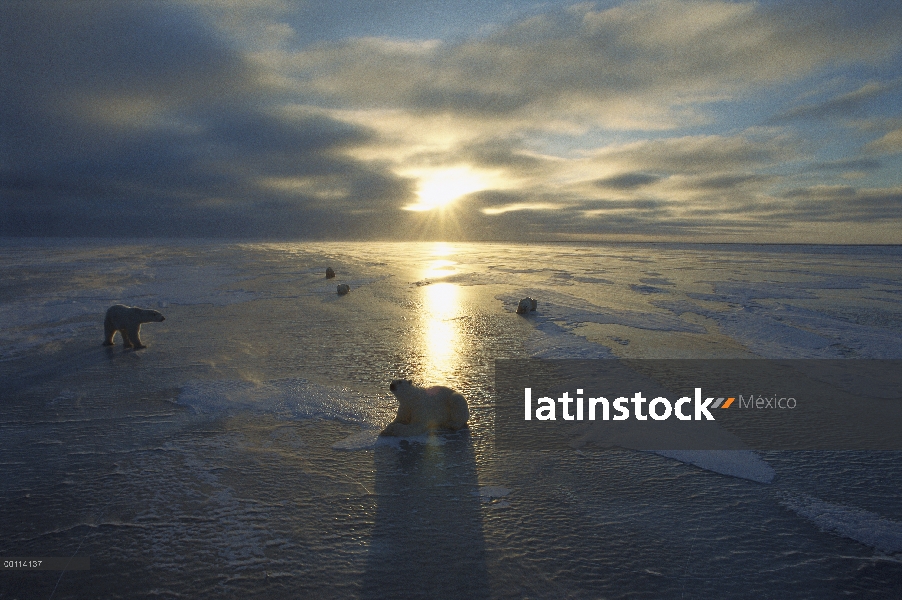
(516, 297), (537, 314)
(102, 304), (165, 349)
(380, 379), (470, 436)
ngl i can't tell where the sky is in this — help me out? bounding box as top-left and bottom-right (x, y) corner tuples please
(2, 0), (901, 243)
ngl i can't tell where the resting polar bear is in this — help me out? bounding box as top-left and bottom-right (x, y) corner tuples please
(103, 304), (165, 349)
(380, 379), (470, 436)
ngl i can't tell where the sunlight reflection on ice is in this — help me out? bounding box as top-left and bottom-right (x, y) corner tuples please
(423, 259), (458, 279)
(421, 282), (462, 385)
(415, 243), (470, 384)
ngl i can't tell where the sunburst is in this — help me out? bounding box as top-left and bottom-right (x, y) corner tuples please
(403, 167), (488, 212)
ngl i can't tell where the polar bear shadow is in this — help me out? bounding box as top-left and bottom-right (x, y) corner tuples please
(362, 427), (490, 599)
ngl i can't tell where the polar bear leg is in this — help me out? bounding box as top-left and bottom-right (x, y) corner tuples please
(127, 325), (145, 349)
(103, 316), (116, 346)
(447, 394), (470, 430)
(119, 328), (134, 348)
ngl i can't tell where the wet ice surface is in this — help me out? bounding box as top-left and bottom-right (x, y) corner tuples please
(2, 239), (901, 598)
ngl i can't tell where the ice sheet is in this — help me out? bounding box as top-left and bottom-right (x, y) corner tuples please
(657, 301), (900, 359)
(178, 378), (391, 428)
(654, 450), (775, 484)
(497, 289), (706, 333)
(525, 321), (617, 359)
(780, 493), (902, 554)
(3, 240), (902, 598)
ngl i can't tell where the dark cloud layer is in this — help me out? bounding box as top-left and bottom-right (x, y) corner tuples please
(0, 0), (414, 239)
(595, 173), (664, 190)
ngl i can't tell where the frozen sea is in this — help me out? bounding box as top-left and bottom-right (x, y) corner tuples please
(1, 239), (901, 599)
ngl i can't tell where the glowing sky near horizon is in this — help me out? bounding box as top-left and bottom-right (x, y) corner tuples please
(2, 0), (901, 242)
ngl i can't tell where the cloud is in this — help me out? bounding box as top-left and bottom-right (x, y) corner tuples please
(771, 81), (901, 123)
(595, 173), (664, 190)
(0, 0), (414, 239)
(2, 0), (900, 242)
(811, 158), (883, 172)
(271, 0), (902, 130)
(866, 127), (902, 155)
(779, 186), (902, 222)
(588, 134), (798, 176)
(682, 174), (772, 191)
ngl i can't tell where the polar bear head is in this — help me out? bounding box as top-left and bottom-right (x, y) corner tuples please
(389, 378), (414, 394)
(138, 308), (166, 323)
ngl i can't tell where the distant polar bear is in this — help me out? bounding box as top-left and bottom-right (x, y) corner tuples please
(380, 379), (470, 436)
(103, 304), (165, 349)
(516, 297), (537, 314)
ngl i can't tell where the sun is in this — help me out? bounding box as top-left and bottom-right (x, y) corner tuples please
(403, 167), (488, 212)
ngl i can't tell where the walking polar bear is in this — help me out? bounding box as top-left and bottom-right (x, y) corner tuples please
(380, 379), (470, 436)
(103, 304), (165, 349)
